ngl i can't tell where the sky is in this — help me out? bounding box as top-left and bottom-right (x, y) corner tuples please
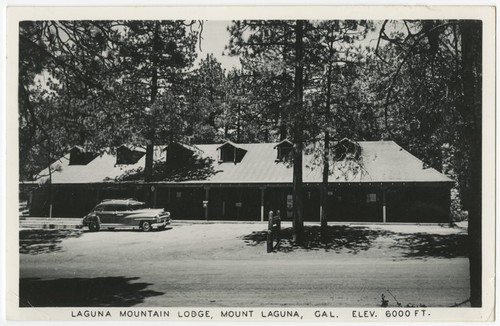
(194, 20), (241, 71)
(193, 20), (384, 72)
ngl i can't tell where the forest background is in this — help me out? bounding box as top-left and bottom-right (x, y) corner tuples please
(18, 19), (483, 306)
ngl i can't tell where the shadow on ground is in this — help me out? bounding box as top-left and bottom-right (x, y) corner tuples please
(82, 227), (173, 233)
(19, 277), (164, 307)
(391, 233), (468, 259)
(241, 225), (468, 258)
(19, 229), (82, 255)
(242, 225), (391, 254)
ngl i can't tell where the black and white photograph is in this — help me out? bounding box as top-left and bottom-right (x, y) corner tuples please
(5, 5), (495, 322)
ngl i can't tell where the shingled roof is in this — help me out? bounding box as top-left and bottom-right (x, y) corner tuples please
(33, 141), (453, 185)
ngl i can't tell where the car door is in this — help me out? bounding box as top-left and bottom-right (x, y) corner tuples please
(114, 204), (128, 225)
(97, 204), (116, 224)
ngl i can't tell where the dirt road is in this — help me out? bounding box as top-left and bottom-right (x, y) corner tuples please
(19, 222), (469, 307)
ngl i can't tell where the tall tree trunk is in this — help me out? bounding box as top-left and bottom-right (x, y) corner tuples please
(320, 131), (329, 241)
(321, 64), (333, 241)
(144, 22), (160, 183)
(236, 103), (241, 142)
(144, 141), (155, 182)
(293, 140), (304, 244)
(460, 20), (482, 307)
(279, 114), (287, 141)
(279, 26), (289, 142)
(47, 139), (53, 218)
(292, 20), (305, 245)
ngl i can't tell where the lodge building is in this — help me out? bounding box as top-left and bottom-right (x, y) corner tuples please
(22, 139), (454, 223)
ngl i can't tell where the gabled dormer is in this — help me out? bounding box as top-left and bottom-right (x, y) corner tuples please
(332, 138), (362, 161)
(116, 145), (146, 165)
(274, 139), (293, 162)
(217, 141), (247, 164)
(69, 145), (97, 166)
(166, 142), (195, 168)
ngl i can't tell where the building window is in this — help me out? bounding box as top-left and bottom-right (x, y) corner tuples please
(220, 147), (235, 162)
(277, 147), (292, 161)
(366, 193), (377, 203)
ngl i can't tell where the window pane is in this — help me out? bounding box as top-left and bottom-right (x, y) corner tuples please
(115, 205), (127, 211)
(101, 205), (113, 211)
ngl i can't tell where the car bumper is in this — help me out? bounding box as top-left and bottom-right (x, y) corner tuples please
(152, 219), (171, 229)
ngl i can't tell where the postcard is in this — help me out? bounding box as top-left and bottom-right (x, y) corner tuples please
(5, 5), (496, 322)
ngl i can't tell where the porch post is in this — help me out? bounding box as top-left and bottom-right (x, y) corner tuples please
(28, 191), (33, 216)
(95, 186), (101, 205)
(319, 186), (323, 222)
(152, 185), (158, 208)
(260, 186), (266, 222)
(204, 186), (210, 221)
(447, 187), (453, 227)
(382, 187), (387, 223)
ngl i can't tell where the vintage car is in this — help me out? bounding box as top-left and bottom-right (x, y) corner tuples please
(81, 198), (171, 232)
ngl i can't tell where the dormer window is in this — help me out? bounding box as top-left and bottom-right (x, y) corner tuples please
(166, 142), (194, 168)
(221, 147), (235, 162)
(116, 145), (146, 165)
(332, 138), (362, 161)
(217, 141), (247, 164)
(69, 146), (97, 165)
(274, 139), (293, 161)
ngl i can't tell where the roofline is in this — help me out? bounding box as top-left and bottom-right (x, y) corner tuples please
(216, 140), (237, 150)
(389, 142), (454, 183)
(19, 181), (40, 185)
(69, 145), (85, 151)
(21, 181), (454, 188)
(216, 140), (248, 151)
(273, 139), (293, 149)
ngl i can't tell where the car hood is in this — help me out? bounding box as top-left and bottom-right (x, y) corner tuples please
(131, 208), (165, 214)
(126, 209), (171, 218)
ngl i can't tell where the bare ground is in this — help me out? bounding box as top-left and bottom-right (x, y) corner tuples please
(19, 222), (470, 307)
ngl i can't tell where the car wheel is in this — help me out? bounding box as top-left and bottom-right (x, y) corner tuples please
(89, 220), (100, 232)
(141, 221), (152, 232)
